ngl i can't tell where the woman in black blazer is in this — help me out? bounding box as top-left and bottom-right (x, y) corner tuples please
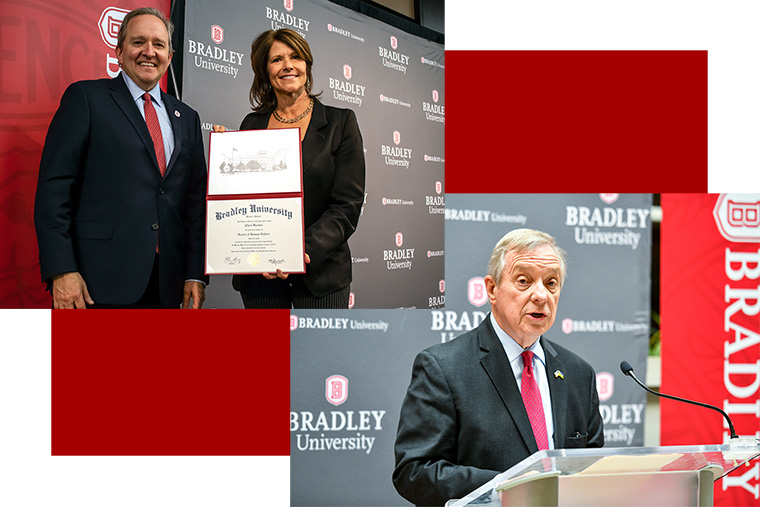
(225, 29), (365, 309)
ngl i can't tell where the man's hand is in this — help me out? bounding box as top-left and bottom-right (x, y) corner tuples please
(52, 272), (94, 309)
(262, 253), (310, 280)
(182, 281), (206, 309)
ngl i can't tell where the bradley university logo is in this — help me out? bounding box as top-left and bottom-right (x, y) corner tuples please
(596, 372), (614, 402)
(290, 315), (298, 331)
(599, 193), (619, 205)
(284, 0), (294, 12)
(395, 232), (403, 247)
(467, 277), (488, 307)
(714, 194), (760, 242)
(393, 131), (401, 145)
(326, 375), (348, 406)
(98, 7), (129, 49)
(390, 35), (398, 50)
(343, 64), (352, 80)
(211, 25), (224, 44)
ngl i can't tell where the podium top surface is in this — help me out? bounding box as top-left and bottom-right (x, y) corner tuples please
(449, 439), (760, 507)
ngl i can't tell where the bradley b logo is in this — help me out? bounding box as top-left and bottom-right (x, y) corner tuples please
(290, 315), (298, 331)
(435, 181), (442, 195)
(396, 232), (403, 247)
(98, 7), (129, 49)
(343, 64), (352, 80)
(713, 193), (760, 242)
(390, 35), (398, 50)
(432, 90), (439, 103)
(393, 131), (401, 145)
(596, 372), (614, 402)
(326, 375), (348, 406)
(284, 0), (294, 12)
(211, 25), (224, 44)
(467, 277), (488, 307)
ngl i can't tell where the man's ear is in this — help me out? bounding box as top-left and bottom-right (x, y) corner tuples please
(484, 275), (497, 304)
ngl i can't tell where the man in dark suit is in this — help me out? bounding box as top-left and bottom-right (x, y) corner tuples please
(34, 7), (207, 309)
(393, 229), (603, 506)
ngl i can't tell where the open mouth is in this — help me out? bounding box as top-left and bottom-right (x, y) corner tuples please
(529, 312), (546, 319)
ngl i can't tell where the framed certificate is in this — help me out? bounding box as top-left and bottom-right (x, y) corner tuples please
(205, 128), (305, 275)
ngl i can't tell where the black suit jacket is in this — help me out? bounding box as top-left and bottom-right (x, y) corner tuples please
(393, 317), (604, 506)
(234, 99), (365, 297)
(34, 76), (208, 307)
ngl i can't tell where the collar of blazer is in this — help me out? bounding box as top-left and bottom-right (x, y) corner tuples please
(246, 98), (328, 175)
(477, 317), (569, 452)
(108, 76), (183, 177)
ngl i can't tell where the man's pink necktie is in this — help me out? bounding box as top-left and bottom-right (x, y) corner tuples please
(521, 350), (549, 450)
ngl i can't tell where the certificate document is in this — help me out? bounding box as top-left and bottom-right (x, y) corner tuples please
(205, 128), (305, 275)
(206, 198), (305, 274)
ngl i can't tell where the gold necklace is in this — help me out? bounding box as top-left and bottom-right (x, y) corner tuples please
(273, 98), (314, 123)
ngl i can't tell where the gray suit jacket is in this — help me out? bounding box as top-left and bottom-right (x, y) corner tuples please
(393, 317), (603, 506)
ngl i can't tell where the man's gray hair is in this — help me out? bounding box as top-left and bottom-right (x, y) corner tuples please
(487, 228), (567, 285)
(117, 7), (174, 54)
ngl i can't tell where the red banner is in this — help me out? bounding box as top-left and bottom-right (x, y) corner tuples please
(0, 0), (169, 308)
(661, 193), (760, 505)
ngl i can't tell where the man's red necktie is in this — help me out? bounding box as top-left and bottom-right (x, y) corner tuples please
(521, 350), (550, 450)
(143, 92), (166, 177)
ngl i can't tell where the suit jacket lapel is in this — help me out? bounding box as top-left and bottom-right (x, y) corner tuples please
(542, 338), (568, 448)
(108, 77), (162, 175)
(163, 92), (182, 177)
(301, 99), (327, 174)
(478, 318), (539, 453)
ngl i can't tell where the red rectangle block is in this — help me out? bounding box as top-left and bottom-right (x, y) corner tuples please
(52, 310), (290, 455)
(446, 51), (707, 193)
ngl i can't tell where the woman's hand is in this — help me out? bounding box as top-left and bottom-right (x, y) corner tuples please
(261, 253), (310, 280)
(212, 124), (228, 132)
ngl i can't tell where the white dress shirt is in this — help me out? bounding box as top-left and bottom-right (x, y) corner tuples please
(489, 312), (555, 449)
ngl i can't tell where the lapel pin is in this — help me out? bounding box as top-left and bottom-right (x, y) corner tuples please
(554, 370), (564, 379)
(175, 110), (181, 117)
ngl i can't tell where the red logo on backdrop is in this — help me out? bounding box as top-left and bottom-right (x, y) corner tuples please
(599, 194), (619, 204)
(326, 375), (348, 406)
(343, 64), (352, 80)
(596, 372), (614, 402)
(290, 315), (298, 331)
(435, 181), (442, 194)
(467, 277), (488, 307)
(713, 193), (760, 242)
(382, 197), (387, 205)
(396, 232), (403, 247)
(348, 292), (355, 309)
(328, 23), (333, 31)
(284, 0), (294, 12)
(98, 7), (129, 49)
(390, 35), (398, 49)
(211, 25), (224, 44)
(393, 131), (401, 145)
(432, 90), (439, 103)
(562, 318), (573, 334)
(439, 280), (445, 293)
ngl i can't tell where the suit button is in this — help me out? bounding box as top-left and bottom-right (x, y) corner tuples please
(158, 188), (165, 195)
(152, 223), (159, 230)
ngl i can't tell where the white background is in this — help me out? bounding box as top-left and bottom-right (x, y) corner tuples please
(2, 1), (753, 505)
(447, 0), (758, 192)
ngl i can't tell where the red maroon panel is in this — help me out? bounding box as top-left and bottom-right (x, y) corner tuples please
(446, 51), (707, 193)
(52, 309), (290, 455)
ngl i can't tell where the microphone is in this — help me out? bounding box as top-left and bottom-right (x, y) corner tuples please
(619, 360), (738, 440)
